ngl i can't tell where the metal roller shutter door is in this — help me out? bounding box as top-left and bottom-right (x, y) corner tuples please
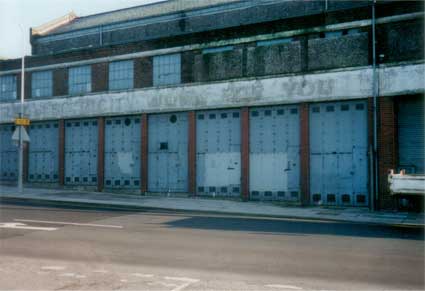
(0, 124), (18, 181)
(398, 96), (424, 174)
(309, 100), (368, 206)
(65, 119), (98, 185)
(148, 112), (188, 192)
(28, 121), (59, 183)
(104, 116), (141, 188)
(249, 106), (300, 201)
(196, 109), (241, 197)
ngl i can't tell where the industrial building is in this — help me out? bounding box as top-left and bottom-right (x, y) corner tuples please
(0, 0), (423, 210)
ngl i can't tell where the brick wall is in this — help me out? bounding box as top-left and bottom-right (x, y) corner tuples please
(92, 62), (108, 92)
(188, 111), (196, 195)
(377, 96), (397, 209)
(53, 68), (68, 96)
(240, 107), (250, 200)
(97, 117), (105, 192)
(134, 57), (152, 88)
(16, 73), (21, 101)
(58, 119), (65, 186)
(140, 113), (148, 193)
(24, 72), (32, 100)
(300, 103), (310, 206)
(181, 51), (194, 84)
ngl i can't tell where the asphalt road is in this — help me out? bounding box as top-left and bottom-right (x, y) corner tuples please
(0, 202), (423, 290)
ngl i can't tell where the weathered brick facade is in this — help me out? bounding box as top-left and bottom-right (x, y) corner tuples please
(300, 103), (310, 206)
(92, 62), (109, 92)
(377, 96), (398, 209)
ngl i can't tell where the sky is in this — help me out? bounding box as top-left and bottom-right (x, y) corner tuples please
(0, 0), (161, 59)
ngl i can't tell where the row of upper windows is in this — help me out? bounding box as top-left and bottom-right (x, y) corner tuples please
(0, 53), (181, 101)
(0, 29), (364, 101)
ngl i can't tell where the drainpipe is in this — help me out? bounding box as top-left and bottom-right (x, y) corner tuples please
(372, 0), (379, 211)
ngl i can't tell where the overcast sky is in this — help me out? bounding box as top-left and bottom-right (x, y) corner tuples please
(0, 0), (161, 59)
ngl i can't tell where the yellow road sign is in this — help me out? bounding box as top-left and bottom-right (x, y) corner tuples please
(14, 118), (30, 126)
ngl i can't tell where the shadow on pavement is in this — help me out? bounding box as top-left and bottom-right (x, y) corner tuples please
(165, 216), (425, 240)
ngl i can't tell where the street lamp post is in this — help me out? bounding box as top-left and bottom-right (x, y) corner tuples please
(17, 25), (25, 194)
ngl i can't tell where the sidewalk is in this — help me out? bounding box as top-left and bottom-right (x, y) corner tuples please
(0, 185), (423, 227)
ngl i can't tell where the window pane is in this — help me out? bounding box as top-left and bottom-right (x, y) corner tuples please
(31, 70), (52, 98)
(69, 65), (91, 95)
(0, 75), (17, 101)
(153, 53), (181, 86)
(109, 60), (134, 90)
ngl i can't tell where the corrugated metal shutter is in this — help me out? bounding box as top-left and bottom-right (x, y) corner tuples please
(398, 96), (424, 174)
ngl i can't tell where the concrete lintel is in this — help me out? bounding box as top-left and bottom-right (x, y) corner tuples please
(0, 63), (423, 123)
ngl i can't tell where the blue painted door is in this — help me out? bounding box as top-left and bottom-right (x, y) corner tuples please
(28, 121), (59, 183)
(309, 101), (368, 206)
(0, 124), (17, 181)
(104, 116), (141, 189)
(148, 112), (188, 192)
(65, 119), (98, 185)
(249, 106), (300, 201)
(196, 109), (241, 197)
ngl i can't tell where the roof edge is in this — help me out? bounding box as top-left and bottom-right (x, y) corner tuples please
(32, 12), (78, 36)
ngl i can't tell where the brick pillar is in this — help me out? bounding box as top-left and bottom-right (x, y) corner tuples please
(300, 103), (310, 206)
(58, 119), (65, 186)
(16, 73), (21, 101)
(188, 111), (196, 195)
(241, 107), (250, 201)
(181, 51), (194, 84)
(135, 57), (153, 88)
(97, 117), (105, 192)
(92, 62), (108, 92)
(53, 68), (68, 96)
(377, 96), (397, 209)
(140, 113), (149, 193)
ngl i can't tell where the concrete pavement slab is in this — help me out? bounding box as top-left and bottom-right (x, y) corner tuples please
(0, 185), (423, 227)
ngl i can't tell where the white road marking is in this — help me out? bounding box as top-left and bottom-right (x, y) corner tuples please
(164, 276), (200, 291)
(130, 273), (154, 278)
(14, 219), (123, 229)
(59, 273), (76, 277)
(93, 269), (109, 273)
(266, 284), (303, 290)
(75, 275), (86, 279)
(148, 282), (178, 288)
(0, 222), (57, 231)
(41, 266), (66, 271)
